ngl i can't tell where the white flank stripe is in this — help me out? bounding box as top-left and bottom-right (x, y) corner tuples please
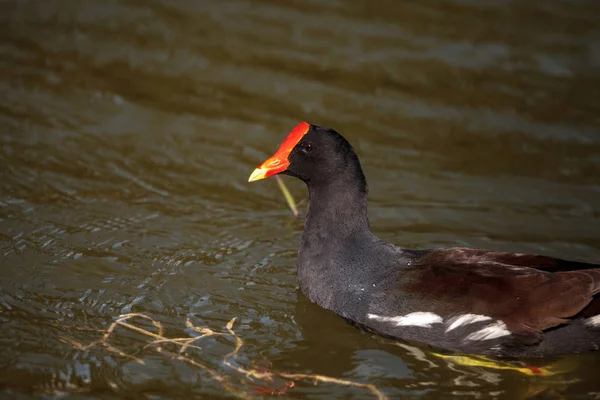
(367, 312), (443, 328)
(465, 321), (511, 341)
(445, 314), (492, 333)
(586, 315), (600, 327)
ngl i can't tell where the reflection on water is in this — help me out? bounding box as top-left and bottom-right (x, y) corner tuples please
(1, 0), (600, 398)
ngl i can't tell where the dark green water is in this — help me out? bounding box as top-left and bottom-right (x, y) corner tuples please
(1, 0), (600, 398)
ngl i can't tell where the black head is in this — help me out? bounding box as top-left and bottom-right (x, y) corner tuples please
(248, 123), (367, 191)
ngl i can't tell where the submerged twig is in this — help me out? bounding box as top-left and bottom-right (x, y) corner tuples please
(62, 313), (388, 399)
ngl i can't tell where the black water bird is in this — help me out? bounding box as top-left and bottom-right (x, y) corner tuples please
(248, 122), (600, 357)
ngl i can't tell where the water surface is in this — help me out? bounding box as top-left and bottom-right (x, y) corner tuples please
(2, 0), (600, 398)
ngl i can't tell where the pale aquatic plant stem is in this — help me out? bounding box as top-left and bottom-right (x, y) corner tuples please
(61, 313), (388, 400)
(275, 175), (298, 217)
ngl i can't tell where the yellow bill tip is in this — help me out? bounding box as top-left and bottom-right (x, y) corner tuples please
(248, 167), (267, 182)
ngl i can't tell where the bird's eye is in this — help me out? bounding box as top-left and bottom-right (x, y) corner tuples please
(302, 143), (314, 153)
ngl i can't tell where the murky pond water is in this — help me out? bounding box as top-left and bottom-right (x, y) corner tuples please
(2, 0), (600, 398)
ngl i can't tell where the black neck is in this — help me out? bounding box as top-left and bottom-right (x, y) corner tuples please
(303, 167), (371, 241)
(297, 166), (381, 311)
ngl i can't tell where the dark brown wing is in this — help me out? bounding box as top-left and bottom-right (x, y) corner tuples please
(423, 247), (598, 272)
(407, 248), (600, 335)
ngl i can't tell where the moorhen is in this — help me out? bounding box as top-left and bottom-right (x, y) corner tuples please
(248, 122), (600, 358)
